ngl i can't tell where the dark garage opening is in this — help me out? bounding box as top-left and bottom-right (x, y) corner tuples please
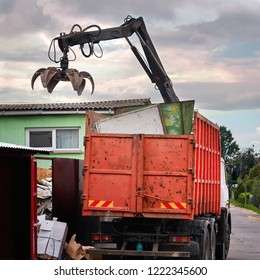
(0, 154), (32, 259)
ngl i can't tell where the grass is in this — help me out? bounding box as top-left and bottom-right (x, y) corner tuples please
(231, 199), (260, 214)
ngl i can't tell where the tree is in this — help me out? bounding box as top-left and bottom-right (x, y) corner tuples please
(232, 147), (257, 179)
(251, 180), (260, 208)
(220, 126), (239, 161)
(232, 149), (260, 205)
(248, 163), (260, 180)
(246, 164), (260, 208)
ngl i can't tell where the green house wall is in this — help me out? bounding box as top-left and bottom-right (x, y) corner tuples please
(0, 114), (86, 163)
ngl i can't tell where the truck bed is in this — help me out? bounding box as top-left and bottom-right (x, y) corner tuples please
(82, 108), (221, 219)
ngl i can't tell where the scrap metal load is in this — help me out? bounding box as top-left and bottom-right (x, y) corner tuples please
(37, 168), (53, 218)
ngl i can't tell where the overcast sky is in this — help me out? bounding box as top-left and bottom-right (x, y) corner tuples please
(1, 0), (260, 151)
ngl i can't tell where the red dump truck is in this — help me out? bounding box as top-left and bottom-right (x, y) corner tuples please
(81, 102), (233, 260)
(31, 16), (234, 259)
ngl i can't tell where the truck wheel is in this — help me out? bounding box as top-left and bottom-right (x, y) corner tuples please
(191, 229), (211, 260)
(216, 220), (230, 259)
(202, 229), (211, 260)
(224, 221), (231, 258)
(209, 229), (216, 260)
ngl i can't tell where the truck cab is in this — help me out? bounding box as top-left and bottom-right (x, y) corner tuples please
(221, 158), (230, 208)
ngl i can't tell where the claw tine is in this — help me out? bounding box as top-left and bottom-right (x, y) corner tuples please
(40, 68), (58, 88)
(31, 68), (46, 89)
(47, 77), (59, 93)
(79, 71), (92, 79)
(66, 71), (76, 91)
(74, 73), (84, 90)
(77, 79), (86, 96)
(66, 70), (83, 91)
(80, 71), (95, 95)
(40, 70), (49, 88)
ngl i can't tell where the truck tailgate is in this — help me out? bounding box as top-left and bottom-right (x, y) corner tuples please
(82, 133), (194, 219)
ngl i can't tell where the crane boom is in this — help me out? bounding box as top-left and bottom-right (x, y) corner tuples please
(32, 16), (179, 102)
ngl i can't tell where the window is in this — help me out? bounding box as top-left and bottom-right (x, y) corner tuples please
(26, 128), (80, 152)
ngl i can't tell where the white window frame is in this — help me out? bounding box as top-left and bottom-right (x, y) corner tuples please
(26, 127), (81, 153)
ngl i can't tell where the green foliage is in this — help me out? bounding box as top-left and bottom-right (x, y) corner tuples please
(237, 192), (251, 204)
(230, 147), (258, 179)
(219, 125), (260, 211)
(220, 126), (239, 161)
(248, 164), (260, 179)
(233, 178), (245, 200)
(246, 164), (260, 208)
(251, 180), (260, 208)
(234, 163), (260, 209)
(231, 199), (260, 214)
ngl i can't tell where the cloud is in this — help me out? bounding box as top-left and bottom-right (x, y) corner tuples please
(0, 0), (260, 111)
(176, 81), (260, 110)
(0, 0), (54, 36)
(2, 0), (260, 151)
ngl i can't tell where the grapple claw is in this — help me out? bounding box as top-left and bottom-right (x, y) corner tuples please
(31, 67), (95, 95)
(31, 68), (46, 89)
(40, 67), (59, 88)
(46, 77), (60, 93)
(80, 71), (95, 95)
(77, 79), (86, 96)
(66, 69), (84, 91)
(31, 67), (62, 92)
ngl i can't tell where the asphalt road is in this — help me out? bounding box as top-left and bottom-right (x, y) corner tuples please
(227, 204), (260, 260)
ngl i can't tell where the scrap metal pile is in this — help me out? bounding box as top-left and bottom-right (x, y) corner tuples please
(37, 168), (52, 219)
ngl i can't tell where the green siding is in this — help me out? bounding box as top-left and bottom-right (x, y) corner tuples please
(0, 114), (86, 161)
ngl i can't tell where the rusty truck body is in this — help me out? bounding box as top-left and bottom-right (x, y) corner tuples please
(81, 102), (231, 259)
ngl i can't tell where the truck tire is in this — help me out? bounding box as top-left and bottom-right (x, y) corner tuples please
(216, 218), (230, 259)
(202, 229), (211, 260)
(209, 228), (216, 260)
(193, 229), (211, 260)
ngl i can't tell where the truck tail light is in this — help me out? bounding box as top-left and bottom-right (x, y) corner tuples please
(91, 233), (113, 242)
(92, 233), (101, 242)
(169, 236), (190, 243)
(102, 234), (113, 242)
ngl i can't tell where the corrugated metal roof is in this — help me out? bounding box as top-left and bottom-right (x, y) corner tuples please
(0, 142), (50, 154)
(0, 98), (151, 112)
